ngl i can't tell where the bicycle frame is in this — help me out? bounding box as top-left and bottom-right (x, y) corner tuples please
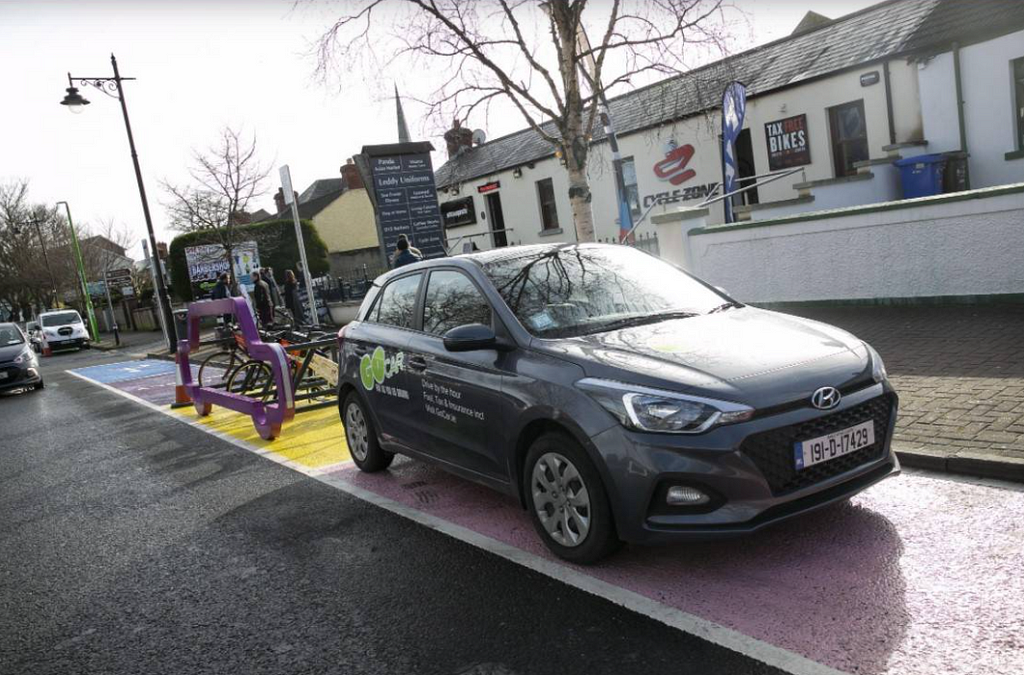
(176, 297), (295, 440)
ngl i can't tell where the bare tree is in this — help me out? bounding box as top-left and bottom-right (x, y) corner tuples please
(161, 126), (271, 289)
(314, 0), (730, 242)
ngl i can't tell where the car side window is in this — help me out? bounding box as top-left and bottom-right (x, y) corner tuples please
(372, 273), (422, 329)
(423, 270), (492, 336)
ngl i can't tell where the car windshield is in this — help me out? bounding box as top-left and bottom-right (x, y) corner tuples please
(0, 325), (24, 345)
(41, 312), (82, 327)
(481, 245), (727, 338)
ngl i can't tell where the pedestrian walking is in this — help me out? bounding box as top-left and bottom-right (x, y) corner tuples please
(251, 271), (273, 327)
(283, 269), (304, 326)
(262, 267), (282, 307)
(211, 272), (233, 328)
(392, 235), (422, 269)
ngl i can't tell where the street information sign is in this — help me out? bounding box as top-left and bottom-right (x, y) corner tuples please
(368, 152), (445, 258)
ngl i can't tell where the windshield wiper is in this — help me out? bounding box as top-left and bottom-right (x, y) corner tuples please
(708, 301), (744, 314)
(586, 310), (699, 335)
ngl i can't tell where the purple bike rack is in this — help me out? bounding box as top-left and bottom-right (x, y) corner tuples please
(175, 297), (295, 440)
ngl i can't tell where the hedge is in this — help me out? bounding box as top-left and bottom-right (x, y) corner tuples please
(168, 219), (330, 301)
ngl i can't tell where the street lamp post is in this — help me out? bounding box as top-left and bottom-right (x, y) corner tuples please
(60, 53), (177, 352)
(55, 201), (100, 342)
(12, 219), (59, 308)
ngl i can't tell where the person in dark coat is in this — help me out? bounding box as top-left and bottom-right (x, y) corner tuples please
(283, 269), (304, 326)
(251, 271), (273, 326)
(262, 267), (282, 307)
(392, 235), (422, 269)
(211, 272), (233, 327)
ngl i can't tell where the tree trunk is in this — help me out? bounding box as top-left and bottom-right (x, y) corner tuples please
(567, 163), (595, 242)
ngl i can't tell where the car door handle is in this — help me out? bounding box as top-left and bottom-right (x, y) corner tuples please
(407, 356), (428, 371)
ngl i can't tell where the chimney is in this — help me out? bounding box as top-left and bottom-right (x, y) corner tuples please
(444, 119), (474, 159)
(274, 188), (286, 214)
(341, 158), (363, 189)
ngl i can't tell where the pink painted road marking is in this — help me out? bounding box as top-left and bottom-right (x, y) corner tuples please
(326, 459), (1024, 675)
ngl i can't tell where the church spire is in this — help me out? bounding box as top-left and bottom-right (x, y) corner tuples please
(395, 84), (411, 144)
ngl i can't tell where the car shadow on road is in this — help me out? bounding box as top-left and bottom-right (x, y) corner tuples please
(339, 458), (909, 675)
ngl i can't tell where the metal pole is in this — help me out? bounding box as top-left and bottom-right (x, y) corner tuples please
(288, 198), (319, 327)
(57, 201), (99, 342)
(142, 239), (170, 344)
(109, 53), (177, 352)
(102, 272), (120, 346)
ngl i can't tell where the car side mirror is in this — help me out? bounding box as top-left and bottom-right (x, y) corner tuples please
(443, 323), (497, 352)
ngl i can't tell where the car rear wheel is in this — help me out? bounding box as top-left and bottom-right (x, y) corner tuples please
(342, 391), (394, 472)
(524, 432), (621, 564)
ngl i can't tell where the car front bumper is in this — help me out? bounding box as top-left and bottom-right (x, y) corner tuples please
(0, 364), (42, 391)
(45, 337), (88, 350)
(591, 382), (900, 544)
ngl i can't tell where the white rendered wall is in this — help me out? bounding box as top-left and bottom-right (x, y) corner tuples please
(681, 185), (1024, 303)
(918, 30), (1024, 188)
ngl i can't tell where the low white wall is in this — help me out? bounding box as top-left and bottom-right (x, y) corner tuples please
(658, 184), (1024, 303)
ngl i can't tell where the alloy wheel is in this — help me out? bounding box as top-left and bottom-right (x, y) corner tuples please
(531, 452), (591, 547)
(345, 402), (369, 461)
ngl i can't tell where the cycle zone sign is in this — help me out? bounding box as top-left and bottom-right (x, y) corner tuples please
(359, 346), (407, 399)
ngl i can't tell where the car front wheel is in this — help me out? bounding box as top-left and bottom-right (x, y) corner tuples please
(341, 391), (394, 472)
(524, 432), (621, 564)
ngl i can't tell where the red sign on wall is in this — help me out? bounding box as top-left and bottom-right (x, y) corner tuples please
(477, 181), (501, 194)
(653, 144), (697, 186)
(764, 114), (811, 171)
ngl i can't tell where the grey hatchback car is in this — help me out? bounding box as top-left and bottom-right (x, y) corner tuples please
(337, 243), (899, 563)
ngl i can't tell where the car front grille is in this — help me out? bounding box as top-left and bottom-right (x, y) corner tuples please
(740, 393), (895, 496)
(0, 366), (22, 383)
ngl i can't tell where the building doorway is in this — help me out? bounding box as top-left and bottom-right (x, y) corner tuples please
(485, 192), (508, 248)
(735, 128), (759, 206)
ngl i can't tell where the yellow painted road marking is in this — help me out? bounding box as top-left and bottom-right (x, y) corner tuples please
(172, 404), (350, 468)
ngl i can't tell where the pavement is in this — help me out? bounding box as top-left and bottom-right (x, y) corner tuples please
(778, 304), (1024, 481)
(5, 344), (1023, 675)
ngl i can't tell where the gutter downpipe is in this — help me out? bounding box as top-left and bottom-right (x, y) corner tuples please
(952, 42), (971, 189)
(882, 60), (896, 145)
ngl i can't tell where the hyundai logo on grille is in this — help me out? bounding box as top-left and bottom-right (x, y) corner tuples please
(811, 386), (841, 410)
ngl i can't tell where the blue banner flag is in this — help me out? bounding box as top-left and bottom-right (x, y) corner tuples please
(721, 82), (747, 224)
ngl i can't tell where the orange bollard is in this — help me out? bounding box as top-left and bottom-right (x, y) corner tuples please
(173, 351), (192, 406)
(42, 341), (52, 358)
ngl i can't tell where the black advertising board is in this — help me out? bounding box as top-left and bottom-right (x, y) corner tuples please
(365, 147), (446, 259)
(440, 196), (477, 228)
(764, 114), (811, 170)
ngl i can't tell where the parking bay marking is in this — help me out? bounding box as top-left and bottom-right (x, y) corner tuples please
(66, 361), (1024, 675)
(66, 364), (843, 675)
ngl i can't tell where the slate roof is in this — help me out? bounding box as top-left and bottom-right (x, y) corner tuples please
(435, 0), (1024, 189)
(298, 178), (345, 203)
(269, 186), (346, 221)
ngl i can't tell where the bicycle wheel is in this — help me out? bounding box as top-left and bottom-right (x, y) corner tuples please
(197, 350), (237, 388)
(226, 360), (276, 402)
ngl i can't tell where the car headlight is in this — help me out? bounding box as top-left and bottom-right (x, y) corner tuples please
(865, 343), (888, 383)
(576, 378), (754, 434)
(13, 348), (34, 365)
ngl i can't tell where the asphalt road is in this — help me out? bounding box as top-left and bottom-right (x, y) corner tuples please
(1, 348), (783, 675)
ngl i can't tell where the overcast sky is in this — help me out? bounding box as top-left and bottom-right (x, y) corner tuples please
(1, 0), (877, 259)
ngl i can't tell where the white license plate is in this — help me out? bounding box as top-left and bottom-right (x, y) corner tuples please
(0, 371), (7, 380)
(794, 420), (875, 470)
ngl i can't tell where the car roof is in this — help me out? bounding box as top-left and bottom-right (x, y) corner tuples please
(373, 242), (620, 284)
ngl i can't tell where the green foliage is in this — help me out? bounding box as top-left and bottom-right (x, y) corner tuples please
(168, 219), (329, 300)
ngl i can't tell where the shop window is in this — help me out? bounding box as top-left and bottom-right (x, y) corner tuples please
(621, 157), (642, 218)
(1014, 57), (1024, 150)
(536, 178), (560, 231)
(828, 99), (869, 177)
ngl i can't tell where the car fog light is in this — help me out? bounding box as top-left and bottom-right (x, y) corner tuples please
(27, 368), (38, 376)
(666, 485), (710, 506)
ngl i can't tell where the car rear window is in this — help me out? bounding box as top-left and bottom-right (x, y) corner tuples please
(41, 312), (82, 327)
(372, 273), (422, 330)
(422, 270), (492, 336)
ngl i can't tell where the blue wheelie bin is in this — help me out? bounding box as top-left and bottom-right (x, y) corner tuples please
(894, 154), (946, 198)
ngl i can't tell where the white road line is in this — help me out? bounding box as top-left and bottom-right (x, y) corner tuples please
(67, 368), (848, 675)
